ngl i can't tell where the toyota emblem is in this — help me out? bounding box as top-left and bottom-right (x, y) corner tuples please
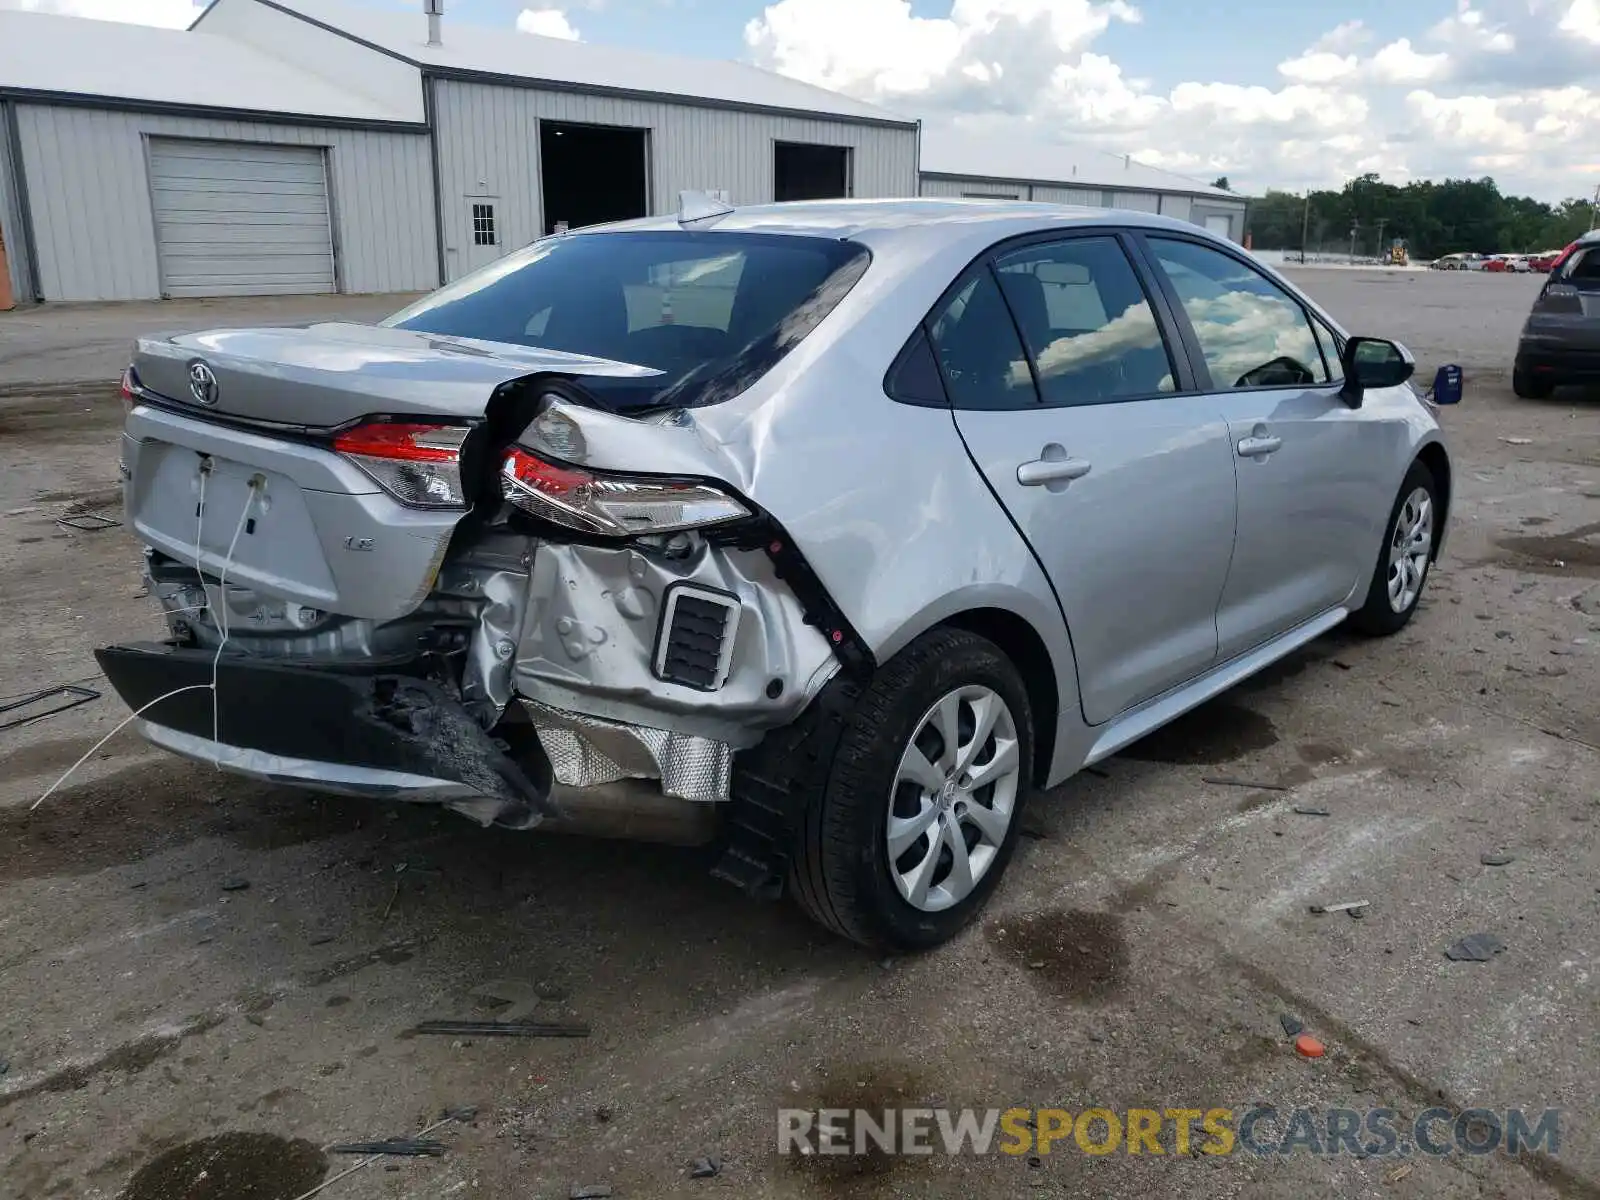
(188, 360), (219, 407)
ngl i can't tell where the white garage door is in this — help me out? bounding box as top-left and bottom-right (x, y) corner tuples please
(1205, 214), (1234, 239)
(149, 139), (335, 297)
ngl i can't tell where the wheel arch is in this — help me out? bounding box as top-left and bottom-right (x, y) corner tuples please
(1414, 438), (1452, 556)
(937, 607), (1062, 790)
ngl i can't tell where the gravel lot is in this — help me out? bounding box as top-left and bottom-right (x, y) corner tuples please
(1, 269), (1597, 1200)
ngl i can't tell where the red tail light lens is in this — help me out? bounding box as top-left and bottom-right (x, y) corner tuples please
(501, 446), (749, 537)
(332, 421), (471, 508)
(119, 366), (139, 412)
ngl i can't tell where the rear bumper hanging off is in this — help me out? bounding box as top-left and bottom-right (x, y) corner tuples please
(95, 642), (556, 829)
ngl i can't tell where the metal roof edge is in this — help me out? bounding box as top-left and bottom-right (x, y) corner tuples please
(0, 87), (429, 133)
(918, 169), (1246, 203)
(420, 66), (921, 130)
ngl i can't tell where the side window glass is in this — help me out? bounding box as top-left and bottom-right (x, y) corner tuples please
(926, 270), (1036, 410)
(885, 327), (948, 406)
(993, 236), (1176, 405)
(1150, 238), (1331, 389)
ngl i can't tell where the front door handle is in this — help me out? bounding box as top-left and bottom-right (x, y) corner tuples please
(1237, 434), (1282, 458)
(1017, 456), (1093, 486)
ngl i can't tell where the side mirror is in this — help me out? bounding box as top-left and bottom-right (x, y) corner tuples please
(1340, 336), (1415, 407)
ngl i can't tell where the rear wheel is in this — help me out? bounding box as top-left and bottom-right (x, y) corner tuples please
(789, 629), (1033, 951)
(1349, 461), (1439, 637)
(1512, 368), (1554, 399)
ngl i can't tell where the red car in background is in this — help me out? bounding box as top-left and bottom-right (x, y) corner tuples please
(1532, 244), (1578, 272)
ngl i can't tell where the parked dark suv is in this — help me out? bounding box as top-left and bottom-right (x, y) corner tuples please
(1514, 232), (1600, 398)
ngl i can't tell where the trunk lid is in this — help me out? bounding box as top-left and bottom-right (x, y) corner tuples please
(133, 322), (665, 428)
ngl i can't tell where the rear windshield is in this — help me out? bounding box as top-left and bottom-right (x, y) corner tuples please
(384, 231), (870, 408)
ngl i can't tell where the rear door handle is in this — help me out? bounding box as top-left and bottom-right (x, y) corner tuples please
(1017, 456), (1092, 486)
(1237, 435), (1282, 458)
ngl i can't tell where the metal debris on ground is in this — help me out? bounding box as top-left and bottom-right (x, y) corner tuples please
(1445, 933), (1506, 962)
(1480, 852), (1515, 866)
(413, 1019), (591, 1038)
(1202, 777), (1289, 792)
(0, 684), (101, 733)
(1292, 805), (1332, 817)
(1309, 900), (1369, 915)
(1500, 437), (1533, 445)
(289, 1110), (470, 1200)
(1386, 1163), (1415, 1184)
(1279, 1014), (1304, 1038)
(570, 1186), (614, 1199)
(329, 1139), (447, 1158)
(55, 512), (121, 532)
(690, 1155), (721, 1179)
(221, 878), (251, 892)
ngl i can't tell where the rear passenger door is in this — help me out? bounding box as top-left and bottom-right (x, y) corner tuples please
(1137, 235), (1387, 658)
(930, 232), (1239, 726)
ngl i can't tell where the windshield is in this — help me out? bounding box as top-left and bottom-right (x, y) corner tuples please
(385, 231), (870, 404)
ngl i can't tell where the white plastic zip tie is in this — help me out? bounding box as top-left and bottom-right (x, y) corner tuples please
(31, 685), (213, 811)
(32, 473), (260, 809)
(210, 480), (260, 760)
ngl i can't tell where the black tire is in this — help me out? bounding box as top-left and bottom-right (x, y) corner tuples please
(1348, 460), (1440, 637)
(1512, 368), (1554, 399)
(789, 628), (1034, 952)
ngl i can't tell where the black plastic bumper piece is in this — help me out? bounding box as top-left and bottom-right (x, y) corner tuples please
(713, 668), (863, 900)
(94, 642), (553, 818)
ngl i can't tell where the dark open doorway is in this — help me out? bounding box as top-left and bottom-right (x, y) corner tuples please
(540, 121), (649, 235)
(774, 141), (850, 202)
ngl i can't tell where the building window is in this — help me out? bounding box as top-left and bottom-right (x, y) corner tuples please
(472, 204), (497, 247)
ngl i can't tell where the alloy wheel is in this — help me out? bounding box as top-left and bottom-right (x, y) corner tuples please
(886, 686), (1021, 913)
(1387, 486), (1433, 613)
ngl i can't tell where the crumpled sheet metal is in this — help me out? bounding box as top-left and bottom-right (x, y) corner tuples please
(524, 699), (733, 804)
(514, 537), (837, 746)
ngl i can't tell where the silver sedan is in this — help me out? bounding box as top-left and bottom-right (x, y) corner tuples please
(101, 198), (1451, 950)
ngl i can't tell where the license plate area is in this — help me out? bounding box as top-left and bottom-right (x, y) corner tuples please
(131, 443), (339, 603)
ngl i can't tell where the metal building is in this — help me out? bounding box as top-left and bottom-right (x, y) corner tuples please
(0, 0), (919, 303)
(919, 125), (1250, 243)
(0, 10), (437, 303)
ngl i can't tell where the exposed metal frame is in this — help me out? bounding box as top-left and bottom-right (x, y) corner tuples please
(2, 98), (42, 302)
(423, 75), (447, 287)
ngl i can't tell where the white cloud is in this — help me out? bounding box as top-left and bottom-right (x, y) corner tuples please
(1560, 0), (1600, 41)
(1370, 38), (1450, 84)
(0, 0), (203, 24)
(1277, 51), (1359, 85)
(515, 7), (580, 40)
(745, 0), (1600, 199)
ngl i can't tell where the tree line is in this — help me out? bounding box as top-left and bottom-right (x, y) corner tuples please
(1229, 174), (1596, 259)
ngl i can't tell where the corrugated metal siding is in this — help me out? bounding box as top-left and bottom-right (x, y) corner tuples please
(0, 100), (31, 303)
(1031, 185), (1100, 206)
(1109, 191), (1162, 214)
(432, 79), (918, 280)
(1157, 193), (1193, 223)
(15, 105), (435, 302)
(918, 177), (1025, 199)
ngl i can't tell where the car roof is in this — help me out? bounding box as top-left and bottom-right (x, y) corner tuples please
(583, 197), (1214, 245)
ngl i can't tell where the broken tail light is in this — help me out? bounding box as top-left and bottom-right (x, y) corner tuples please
(332, 421), (471, 509)
(500, 446), (749, 537)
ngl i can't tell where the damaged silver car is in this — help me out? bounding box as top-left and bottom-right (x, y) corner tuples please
(101, 198), (1452, 950)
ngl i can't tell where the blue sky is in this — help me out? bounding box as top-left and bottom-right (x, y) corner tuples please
(356, 0), (1445, 92)
(8, 0), (1598, 198)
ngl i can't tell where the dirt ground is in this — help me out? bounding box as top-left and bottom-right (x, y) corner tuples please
(0, 270), (1597, 1200)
